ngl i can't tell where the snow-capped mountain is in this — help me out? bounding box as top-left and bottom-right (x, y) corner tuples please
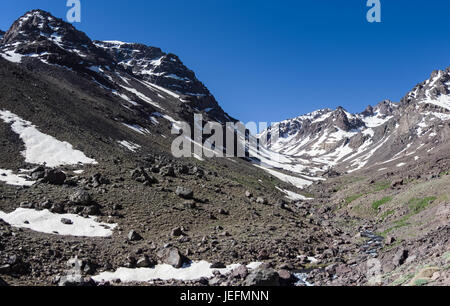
(259, 71), (450, 178)
(0, 9), (449, 189)
(0, 10), (233, 124)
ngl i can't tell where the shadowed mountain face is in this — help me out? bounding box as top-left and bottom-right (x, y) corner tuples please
(0, 9), (233, 124)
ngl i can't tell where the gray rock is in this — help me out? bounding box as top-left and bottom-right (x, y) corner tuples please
(19, 202), (34, 209)
(30, 166), (46, 180)
(385, 236), (396, 245)
(136, 255), (153, 268)
(83, 205), (100, 216)
(244, 267), (280, 286)
(393, 248), (409, 266)
(43, 169), (66, 185)
(156, 247), (185, 268)
(176, 187), (194, 199)
(61, 218), (73, 225)
(210, 262), (226, 269)
(230, 265), (248, 279)
(278, 269), (294, 285)
(160, 166), (175, 177)
(50, 203), (65, 214)
(70, 190), (92, 206)
(171, 227), (184, 237)
(256, 197), (268, 205)
(127, 230), (143, 241)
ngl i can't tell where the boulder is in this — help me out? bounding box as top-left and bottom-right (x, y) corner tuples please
(210, 262), (226, 269)
(244, 267), (280, 286)
(160, 166), (175, 177)
(171, 227), (184, 237)
(256, 197), (268, 205)
(393, 248), (409, 267)
(127, 230), (143, 241)
(136, 255), (154, 268)
(278, 269), (294, 285)
(61, 218), (73, 225)
(156, 247), (185, 268)
(230, 265), (248, 279)
(176, 187), (194, 199)
(69, 190), (92, 206)
(391, 179), (404, 188)
(43, 169), (66, 185)
(30, 166), (46, 180)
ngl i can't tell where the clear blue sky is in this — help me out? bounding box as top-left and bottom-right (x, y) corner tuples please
(1, 1), (450, 123)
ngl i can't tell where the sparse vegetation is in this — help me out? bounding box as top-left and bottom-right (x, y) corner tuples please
(372, 196), (393, 210)
(381, 197), (437, 237)
(413, 279), (429, 286)
(372, 181), (390, 192)
(439, 170), (449, 177)
(408, 197), (436, 214)
(391, 273), (415, 286)
(380, 209), (395, 221)
(345, 193), (364, 205)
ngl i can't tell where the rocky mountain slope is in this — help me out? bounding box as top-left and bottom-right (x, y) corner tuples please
(0, 9), (448, 287)
(259, 72), (450, 179)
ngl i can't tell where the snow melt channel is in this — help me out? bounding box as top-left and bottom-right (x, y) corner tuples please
(0, 208), (116, 237)
(0, 110), (97, 167)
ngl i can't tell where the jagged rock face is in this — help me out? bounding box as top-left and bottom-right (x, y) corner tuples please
(0, 30), (5, 40)
(260, 73), (450, 175)
(0, 9), (233, 124)
(402, 69), (450, 111)
(94, 41), (210, 97)
(1, 10), (114, 72)
(94, 41), (227, 116)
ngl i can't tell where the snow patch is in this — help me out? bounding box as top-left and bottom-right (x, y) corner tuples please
(92, 261), (262, 283)
(0, 110), (97, 167)
(276, 187), (313, 201)
(0, 208), (116, 237)
(0, 169), (34, 186)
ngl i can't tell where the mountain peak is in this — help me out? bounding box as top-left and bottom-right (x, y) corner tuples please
(3, 9), (91, 47)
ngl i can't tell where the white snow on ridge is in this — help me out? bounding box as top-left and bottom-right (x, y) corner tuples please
(93, 261), (262, 283)
(0, 208), (116, 237)
(0, 50), (24, 63)
(420, 95), (450, 111)
(117, 140), (141, 152)
(120, 85), (164, 110)
(362, 113), (393, 128)
(0, 169), (34, 186)
(0, 110), (97, 167)
(254, 165), (313, 189)
(122, 123), (150, 135)
(276, 187), (313, 201)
